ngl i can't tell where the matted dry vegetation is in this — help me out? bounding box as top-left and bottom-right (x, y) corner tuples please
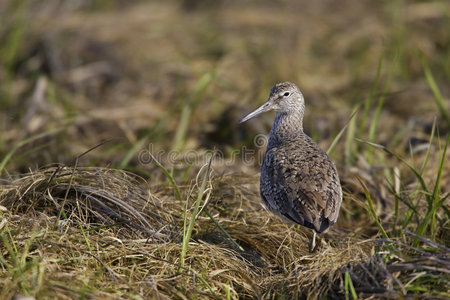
(1, 0), (449, 299)
(0, 162), (448, 299)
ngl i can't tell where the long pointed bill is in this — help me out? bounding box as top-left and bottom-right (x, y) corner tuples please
(238, 101), (274, 124)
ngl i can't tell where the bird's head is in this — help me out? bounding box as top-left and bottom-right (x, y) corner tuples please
(239, 82), (305, 124)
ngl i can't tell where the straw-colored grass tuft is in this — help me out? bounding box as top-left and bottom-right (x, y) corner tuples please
(1, 165), (179, 242)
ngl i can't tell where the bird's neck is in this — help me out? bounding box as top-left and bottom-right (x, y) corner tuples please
(268, 111), (304, 145)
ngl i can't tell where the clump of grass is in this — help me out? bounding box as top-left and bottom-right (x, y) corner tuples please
(349, 126), (449, 298)
(357, 133), (449, 241)
(180, 156), (213, 268)
(0, 165), (178, 241)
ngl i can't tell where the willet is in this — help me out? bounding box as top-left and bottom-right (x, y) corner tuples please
(239, 82), (342, 252)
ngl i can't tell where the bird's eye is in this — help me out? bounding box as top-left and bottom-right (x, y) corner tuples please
(283, 92), (290, 97)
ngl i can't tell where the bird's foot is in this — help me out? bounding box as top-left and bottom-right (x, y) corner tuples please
(308, 231), (317, 253)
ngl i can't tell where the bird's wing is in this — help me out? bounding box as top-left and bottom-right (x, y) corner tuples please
(261, 145), (342, 233)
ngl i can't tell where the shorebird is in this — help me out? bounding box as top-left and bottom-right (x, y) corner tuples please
(239, 82), (342, 252)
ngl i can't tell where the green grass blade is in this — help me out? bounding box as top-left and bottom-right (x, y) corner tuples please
(344, 271), (357, 300)
(0, 234), (17, 269)
(203, 207), (244, 251)
(418, 119), (436, 177)
(78, 222), (93, 253)
(118, 137), (148, 169)
(0, 128), (63, 176)
(356, 176), (389, 239)
(367, 54), (396, 164)
(0, 212), (18, 253)
(148, 152), (182, 201)
(356, 53), (384, 146)
(345, 105), (359, 165)
(422, 57), (450, 128)
(327, 108), (358, 155)
(184, 265), (220, 299)
(414, 134), (449, 244)
(356, 138), (430, 201)
(180, 154), (213, 268)
(402, 120), (436, 229)
(173, 71), (215, 151)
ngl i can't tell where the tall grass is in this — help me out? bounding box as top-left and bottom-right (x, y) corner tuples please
(351, 54), (384, 161)
(327, 109), (357, 156)
(179, 157), (213, 268)
(414, 134), (448, 244)
(173, 72), (215, 152)
(367, 55), (397, 164)
(344, 104), (358, 165)
(356, 176), (389, 239)
(357, 134), (449, 244)
(345, 54), (385, 165)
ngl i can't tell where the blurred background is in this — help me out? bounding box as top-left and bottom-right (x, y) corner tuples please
(0, 0), (449, 176)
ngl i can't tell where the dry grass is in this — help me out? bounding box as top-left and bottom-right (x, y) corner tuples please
(0, 162), (448, 299)
(0, 166), (362, 298)
(1, 0), (449, 299)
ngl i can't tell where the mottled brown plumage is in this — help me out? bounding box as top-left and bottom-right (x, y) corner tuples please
(239, 82), (342, 252)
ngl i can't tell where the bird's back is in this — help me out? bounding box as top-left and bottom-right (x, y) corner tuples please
(260, 133), (342, 233)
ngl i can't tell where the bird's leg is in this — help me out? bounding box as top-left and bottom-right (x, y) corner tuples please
(308, 231), (316, 253)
